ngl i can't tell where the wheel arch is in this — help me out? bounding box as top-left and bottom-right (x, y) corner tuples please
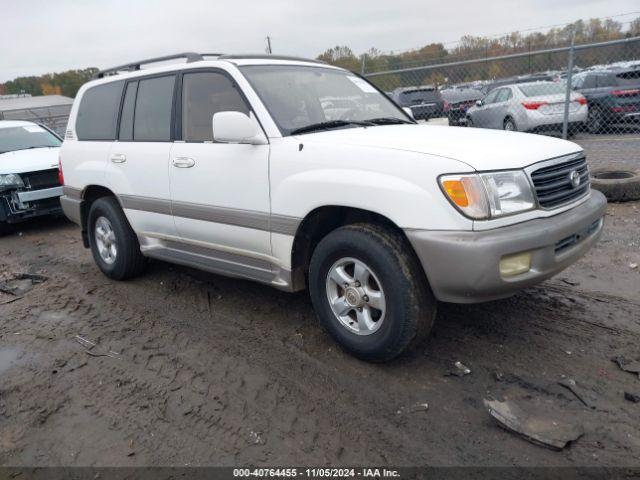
(79, 185), (117, 247)
(289, 205), (425, 289)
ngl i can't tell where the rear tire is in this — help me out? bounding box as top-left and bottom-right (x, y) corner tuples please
(88, 196), (146, 280)
(308, 224), (436, 362)
(587, 106), (604, 134)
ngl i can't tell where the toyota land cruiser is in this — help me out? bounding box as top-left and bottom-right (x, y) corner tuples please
(59, 53), (606, 361)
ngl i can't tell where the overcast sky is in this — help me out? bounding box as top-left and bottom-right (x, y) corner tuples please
(1, 0), (638, 82)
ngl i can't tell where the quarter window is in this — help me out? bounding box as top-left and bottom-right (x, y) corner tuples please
(118, 82), (138, 141)
(76, 81), (124, 141)
(181, 72), (249, 142)
(133, 75), (175, 141)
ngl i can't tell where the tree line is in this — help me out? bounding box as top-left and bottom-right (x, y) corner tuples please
(1, 16), (639, 97)
(317, 16), (640, 90)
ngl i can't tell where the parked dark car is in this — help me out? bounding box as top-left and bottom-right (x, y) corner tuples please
(571, 68), (640, 133)
(390, 86), (444, 120)
(441, 88), (484, 126)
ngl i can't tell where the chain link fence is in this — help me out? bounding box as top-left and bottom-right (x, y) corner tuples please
(364, 36), (640, 139)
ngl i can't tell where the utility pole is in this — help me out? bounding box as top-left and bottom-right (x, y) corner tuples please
(562, 27), (576, 140)
(266, 36), (273, 54)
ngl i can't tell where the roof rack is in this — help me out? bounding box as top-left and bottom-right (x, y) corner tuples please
(94, 52), (224, 78)
(218, 54), (325, 64)
(94, 52), (323, 79)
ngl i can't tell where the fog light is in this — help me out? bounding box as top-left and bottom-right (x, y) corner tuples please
(500, 251), (532, 277)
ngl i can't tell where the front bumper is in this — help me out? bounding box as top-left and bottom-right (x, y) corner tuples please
(0, 186), (63, 224)
(405, 190), (607, 303)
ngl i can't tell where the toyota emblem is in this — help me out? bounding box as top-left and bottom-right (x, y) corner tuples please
(569, 170), (581, 188)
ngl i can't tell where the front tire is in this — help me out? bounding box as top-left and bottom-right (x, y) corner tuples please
(0, 221), (13, 236)
(503, 116), (517, 131)
(308, 224), (436, 362)
(88, 196), (146, 280)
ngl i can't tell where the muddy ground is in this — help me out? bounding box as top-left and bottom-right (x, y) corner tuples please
(0, 201), (639, 467)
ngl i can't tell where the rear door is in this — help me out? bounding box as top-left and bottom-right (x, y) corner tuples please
(105, 74), (177, 238)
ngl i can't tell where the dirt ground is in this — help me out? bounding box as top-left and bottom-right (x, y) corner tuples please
(0, 201), (639, 467)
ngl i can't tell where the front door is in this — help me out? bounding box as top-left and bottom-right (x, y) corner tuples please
(169, 70), (271, 259)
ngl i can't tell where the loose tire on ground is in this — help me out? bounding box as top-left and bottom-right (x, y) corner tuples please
(88, 196), (147, 280)
(590, 166), (640, 202)
(308, 223), (436, 362)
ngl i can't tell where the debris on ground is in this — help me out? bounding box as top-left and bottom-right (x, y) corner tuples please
(629, 263), (638, 269)
(74, 335), (122, 359)
(612, 356), (640, 379)
(0, 273), (47, 296)
(561, 278), (580, 286)
(558, 378), (597, 409)
(624, 392), (640, 403)
(396, 402), (429, 415)
(446, 361), (471, 377)
(484, 399), (584, 451)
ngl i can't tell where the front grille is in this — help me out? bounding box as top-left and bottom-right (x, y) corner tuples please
(20, 169), (60, 190)
(530, 156), (590, 209)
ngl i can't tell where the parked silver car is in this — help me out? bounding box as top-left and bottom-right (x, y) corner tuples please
(466, 82), (588, 133)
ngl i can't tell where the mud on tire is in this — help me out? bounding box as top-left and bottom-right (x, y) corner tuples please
(88, 196), (147, 280)
(590, 166), (640, 202)
(308, 223), (436, 362)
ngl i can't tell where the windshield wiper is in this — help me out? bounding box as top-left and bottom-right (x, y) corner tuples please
(366, 117), (415, 125)
(290, 120), (374, 135)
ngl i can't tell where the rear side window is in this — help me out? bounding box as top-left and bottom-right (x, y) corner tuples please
(616, 70), (640, 85)
(495, 88), (512, 102)
(181, 72), (249, 142)
(76, 81), (124, 140)
(596, 75), (616, 88)
(133, 75), (175, 141)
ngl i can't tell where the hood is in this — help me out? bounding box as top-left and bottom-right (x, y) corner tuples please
(0, 147), (60, 174)
(298, 124), (581, 171)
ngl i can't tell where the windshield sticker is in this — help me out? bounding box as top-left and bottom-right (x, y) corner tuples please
(346, 76), (378, 94)
(23, 125), (45, 133)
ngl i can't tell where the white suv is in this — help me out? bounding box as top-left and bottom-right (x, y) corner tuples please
(60, 53), (606, 361)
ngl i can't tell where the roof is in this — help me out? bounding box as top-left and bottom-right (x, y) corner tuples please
(0, 120), (37, 129)
(94, 52), (329, 79)
(0, 95), (74, 112)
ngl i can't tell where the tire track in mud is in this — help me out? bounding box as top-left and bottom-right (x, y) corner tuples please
(1, 224), (640, 466)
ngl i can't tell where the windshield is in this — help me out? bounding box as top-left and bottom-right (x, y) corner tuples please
(240, 65), (410, 135)
(518, 83), (565, 97)
(0, 125), (61, 154)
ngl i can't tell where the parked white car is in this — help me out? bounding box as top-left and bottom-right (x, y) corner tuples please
(60, 53), (606, 361)
(0, 120), (64, 235)
(466, 82), (588, 133)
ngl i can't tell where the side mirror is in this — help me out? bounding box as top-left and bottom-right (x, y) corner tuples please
(475, 100), (483, 107)
(402, 107), (414, 119)
(212, 111), (267, 145)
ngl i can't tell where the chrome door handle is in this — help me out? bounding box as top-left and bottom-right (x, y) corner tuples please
(172, 157), (195, 168)
(110, 153), (127, 163)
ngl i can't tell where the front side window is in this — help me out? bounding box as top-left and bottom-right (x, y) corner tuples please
(240, 65), (409, 135)
(182, 72), (249, 142)
(482, 89), (499, 104)
(133, 75), (175, 141)
(495, 88), (512, 102)
(76, 81), (124, 140)
(0, 125), (61, 154)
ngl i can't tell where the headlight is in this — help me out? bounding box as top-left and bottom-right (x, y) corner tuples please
(440, 170), (535, 220)
(0, 174), (24, 189)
